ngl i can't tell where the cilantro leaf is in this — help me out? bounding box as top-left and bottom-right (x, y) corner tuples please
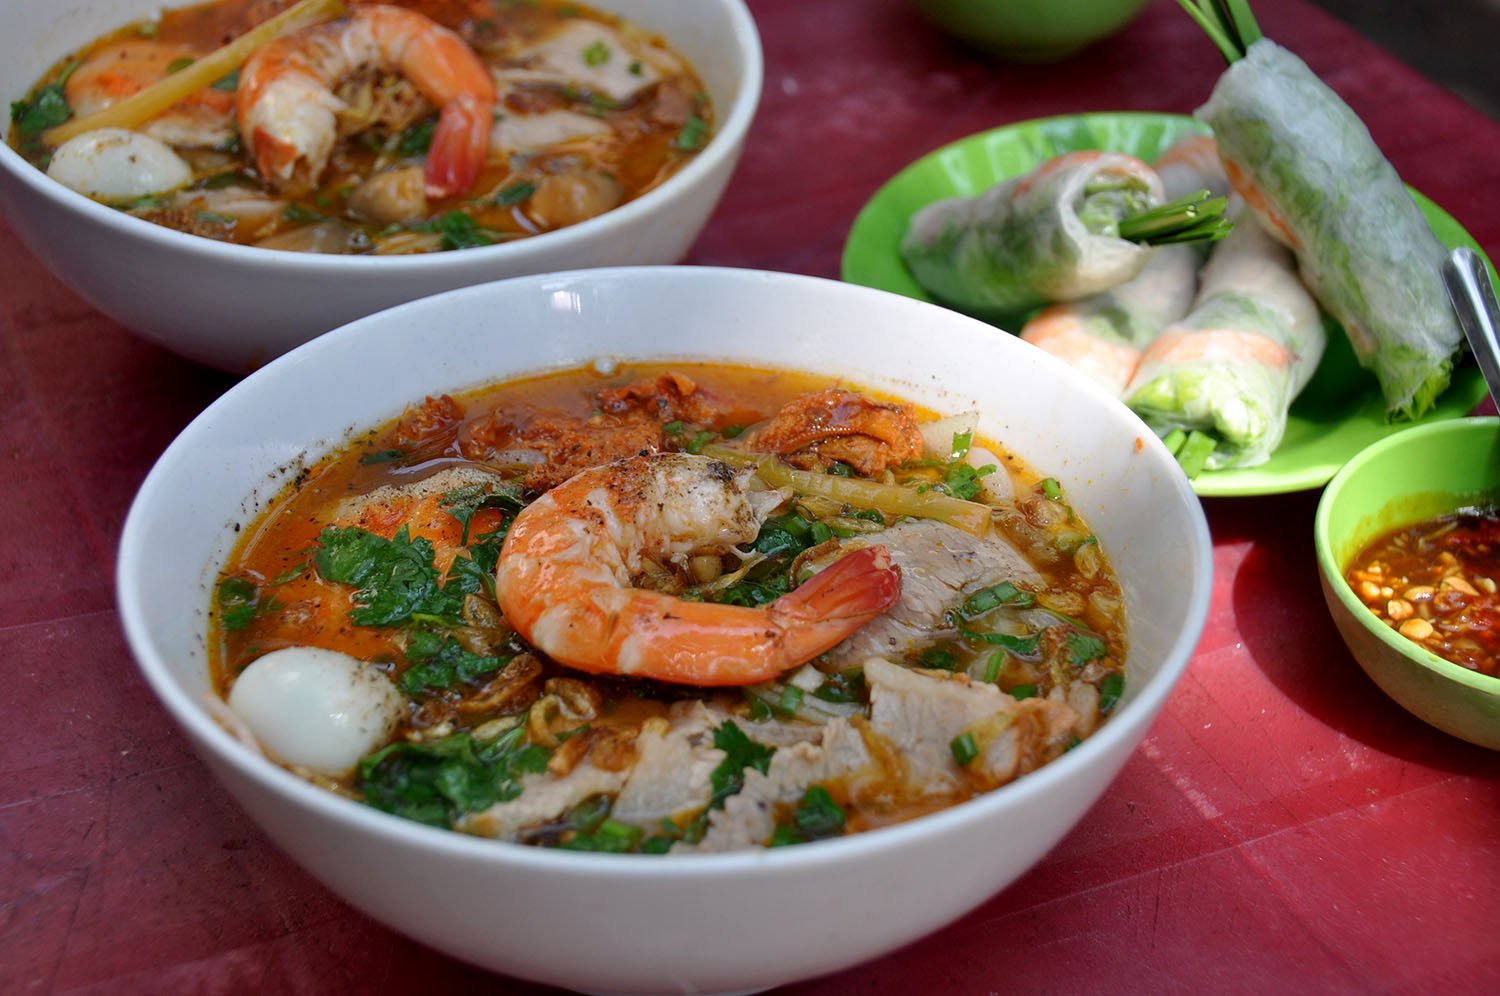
(769, 785), (846, 846)
(399, 629), (508, 694)
(1066, 630), (1108, 667)
(415, 211), (495, 250)
(11, 61), (79, 146)
(441, 481), (525, 544)
(215, 576), (260, 631)
(315, 524), (462, 627)
(358, 727), (550, 827)
(708, 721), (774, 807)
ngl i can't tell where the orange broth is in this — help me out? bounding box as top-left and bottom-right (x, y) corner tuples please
(210, 362), (1129, 850)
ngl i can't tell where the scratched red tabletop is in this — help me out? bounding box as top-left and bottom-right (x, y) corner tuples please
(4, 0), (1498, 992)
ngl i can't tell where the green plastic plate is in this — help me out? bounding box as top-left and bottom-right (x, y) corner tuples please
(841, 112), (1488, 497)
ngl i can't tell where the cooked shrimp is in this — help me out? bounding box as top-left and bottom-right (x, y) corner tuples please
(1021, 307), (1144, 395)
(495, 453), (903, 686)
(236, 4), (496, 198)
(65, 39), (237, 148)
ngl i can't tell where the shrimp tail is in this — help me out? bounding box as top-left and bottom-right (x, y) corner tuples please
(768, 545), (903, 656)
(249, 126), (306, 191)
(425, 93), (491, 199)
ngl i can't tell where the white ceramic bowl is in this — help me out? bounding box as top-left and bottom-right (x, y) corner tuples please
(117, 267), (1213, 994)
(0, 0), (761, 373)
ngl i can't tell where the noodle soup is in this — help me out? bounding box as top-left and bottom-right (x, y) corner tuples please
(8, 0), (712, 253)
(209, 361), (1129, 853)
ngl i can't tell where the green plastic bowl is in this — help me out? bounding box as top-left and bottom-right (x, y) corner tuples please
(910, 0), (1150, 62)
(1314, 416), (1500, 750)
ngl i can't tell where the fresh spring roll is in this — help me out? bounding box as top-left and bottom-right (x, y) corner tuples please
(901, 150), (1165, 320)
(1124, 203), (1325, 470)
(1197, 38), (1462, 420)
(1018, 137), (1226, 396)
(1019, 247), (1197, 396)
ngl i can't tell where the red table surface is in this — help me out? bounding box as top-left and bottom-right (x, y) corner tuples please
(3, 0), (1498, 992)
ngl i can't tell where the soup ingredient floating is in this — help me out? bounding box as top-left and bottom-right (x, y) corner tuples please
(1345, 506), (1500, 679)
(1178, 0), (1464, 420)
(210, 365), (1129, 852)
(8, 0), (714, 254)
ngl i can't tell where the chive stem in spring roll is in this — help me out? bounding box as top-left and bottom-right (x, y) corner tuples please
(1124, 202), (1325, 471)
(1020, 136), (1230, 396)
(1179, 0), (1464, 420)
(901, 151), (1167, 321)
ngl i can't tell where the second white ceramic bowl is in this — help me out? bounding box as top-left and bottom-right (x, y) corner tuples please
(0, 0), (762, 372)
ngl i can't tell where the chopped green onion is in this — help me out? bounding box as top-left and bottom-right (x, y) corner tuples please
(583, 40), (610, 66)
(950, 731), (978, 766)
(1117, 190), (1232, 247)
(777, 685), (804, 716)
(1174, 430), (1218, 479)
(1040, 477), (1063, 500)
(1009, 683), (1037, 700)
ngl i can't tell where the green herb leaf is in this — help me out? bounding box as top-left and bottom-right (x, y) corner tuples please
(358, 727), (549, 827)
(1098, 672), (1125, 713)
(769, 785), (846, 847)
(412, 211), (495, 251)
(216, 576), (260, 631)
(399, 629), (508, 694)
(673, 115), (708, 151)
(10, 61), (79, 143)
(315, 524), (462, 627)
(1065, 630), (1108, 667)
(708, 721), (775, 807)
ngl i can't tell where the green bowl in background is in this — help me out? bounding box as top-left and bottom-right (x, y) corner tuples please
(1314, 417), (1500, 750)
(910, 0), (1150, 62)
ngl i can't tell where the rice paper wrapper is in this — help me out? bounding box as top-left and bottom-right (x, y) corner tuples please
(1125, 212), (1326, 469)
(1021, 244), (1198, 397)
(1197, 39), (1462, 420)
(900, 150), (1162, 321)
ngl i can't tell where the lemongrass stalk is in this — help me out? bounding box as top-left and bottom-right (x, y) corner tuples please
(703, 444), (992, 536)
(43, 0), (346, 146)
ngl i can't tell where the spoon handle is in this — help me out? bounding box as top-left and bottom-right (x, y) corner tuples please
(1443, 247), (1500, 407)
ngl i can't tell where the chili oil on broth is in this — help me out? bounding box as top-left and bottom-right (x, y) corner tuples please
(9, 0), (713, 253)
(209, 361), (1130, 852)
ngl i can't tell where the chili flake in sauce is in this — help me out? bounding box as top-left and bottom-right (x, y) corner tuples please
(1345, 506), (1500, 678)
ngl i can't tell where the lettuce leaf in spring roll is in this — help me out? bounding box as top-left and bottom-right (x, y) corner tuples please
(901, 151), (1165, 321)
(1196, 37), (1462, 420)
(1125, 204), (1325, 470)
(1019, 137), (1229, 396)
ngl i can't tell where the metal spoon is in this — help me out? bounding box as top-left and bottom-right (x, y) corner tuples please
(1443, 246), (1500, 408)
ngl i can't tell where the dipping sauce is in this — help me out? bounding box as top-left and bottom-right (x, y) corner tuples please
(1345, 506), (1500, 678)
